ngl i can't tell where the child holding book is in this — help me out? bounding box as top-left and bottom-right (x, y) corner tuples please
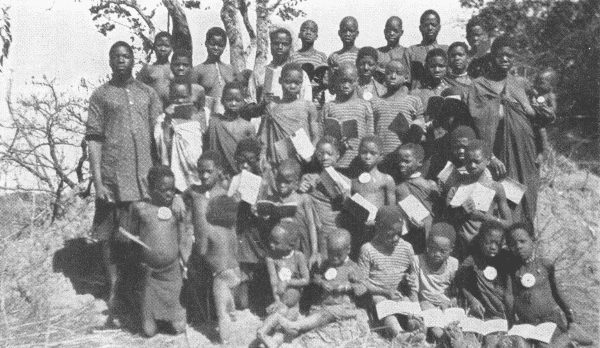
(409, 48), (450, 122)
(358, 206), (423, 341)
(444, 42), (472, 97)
(445, 139), (511, 261)
(257, 223), (310, 348)
(321, 63), (374, 173)
(395, 143), (440, 254)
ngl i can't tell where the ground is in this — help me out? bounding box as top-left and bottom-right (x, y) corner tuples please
(0, 152), (598, 348)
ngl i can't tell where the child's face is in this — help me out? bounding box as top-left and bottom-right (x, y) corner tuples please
(171, 56), (192, 77)
(198, 159), (221, 190)
(299, 21), (318, 44)
(270, 228), (293, 256)
(149, 176), (176, 207)
(280, 69), (303, 96)
(328, 243), (350, 267)
(338, 20), (359, 45)
(359, 141), (381, 170)
(507, 228), (534, 261)
(336, 69), (358, 97)
(384, 19), (403, 46)
(206, 34), (226, 59)
(397, 149), (421, 177)
(109, 46), (134, 77)
(465, 149), (489, 178)
(451, 137), (469, 164)
(235, 151), (260, 174)
(222, 88), (246, 113)
(271, 32), (292, 60)
(316, 143), (339, 168)
(419, 14), (440, 42)
(276, 169), (298, 198)
(426, 236), (452, 266)
(169, 84), (191, 105)
(154, 36), (173, 60)
(466, 25), (488, 51)
(481, 229), (504, 259)
(377, 226), (402, 247)
(448, 46), (468, 74)
(426, 56), (447, 82)
(357, 56), (377, 81)
(493, 46), (515, 74)
(384, 62), (407, 88)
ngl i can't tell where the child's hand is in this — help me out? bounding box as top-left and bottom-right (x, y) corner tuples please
(298, 178), (314, 193)
(364, 219), (376, 227)
(276, 281), (287, 295)
(308, 253), (322, 268)
(462, 198), (476, 214)
(164, 104), (176, 115)
(409, 216), (424, 228)
(489, 156), (507, 179)
(262, 93), (275, 105)
(266, 300), (285, 315)
(171, 195), (186, 220)
(469, 298), (486, 318)
(404, 272), (417, 289)
(387, 289), (403, 301)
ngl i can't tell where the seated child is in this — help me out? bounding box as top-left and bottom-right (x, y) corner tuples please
(412, 222), (459, 341)
(137, 31), (173, 108)
(257, 223), (310, 348)
(377, 16), (406, 75)
(276, 229), (368, 341)
(299, 136), (351, 260)
(321, 63), (374, 173)
(394, 143), (440, 254)
(436, 125), (477, 192)
(347, 135), (395, 257)
(506, 223), (592, 348)
(155, 78), (204, 192)
(129, 166), (191, 337)
(445, 139), (511, 261)
(358, 206), (422, 340)
(204, 81), (256, 177)
(444, 42), (472, 97)
(259, 159), (318, 266)
(356, 47), (387, 100)
(409, 48), (450, 122)
(371, 60), (424, 156)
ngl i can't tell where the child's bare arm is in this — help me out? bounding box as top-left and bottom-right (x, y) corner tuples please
(178, 213), (194, 264)
(547, 261), (574, 324)
(301, 195), (320, 265)
(493, 183), (512, 228)
(190, 193), (210, 255)
(307, 102), (321, 143)
(384, 175), (396, 206)
(266, 257), (281, 303)
(365, 103), (374, 135)
(287, 252), (310, 288)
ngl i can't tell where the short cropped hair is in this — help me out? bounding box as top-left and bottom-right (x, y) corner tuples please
(171, 49), (193, 63)
(340, 16), (358, 29)
(420, 9), (440, 24)
(281, 62), (304, 79)
(277, 159), (302, 181)
(270, 27), (292, 41)
(426, 48), (448, 64)
(398, 143), (425, 162)
(316, 135), (341, 155)
(147, 165), (174, 190)
(428, 222), (456, 245)
(154, 31), (172, 44)
(222, 81), (245, 96)
(386, 59), (408, 74)
(235, 137), (261, 157)
(198, 150), (224, 169)
(360, 135), (383, 152)
(109, 41), (133, 58)
(327, 228), (352, 249)
(206, 27), (227, 42)
(491, 35), (516, 55)
(507, 222), (536, 241)
(466, 138), (491, 158)
(206, 195), (238, 228)
(480, 220), (506, 238)
(356, 46), (379, 65)
(386, 16), (403, 28)
(448, 42), (469, 54)
(466, 16), (487, 35)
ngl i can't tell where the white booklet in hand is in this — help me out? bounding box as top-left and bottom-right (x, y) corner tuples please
(421, 307), (467, 328)
(347, 193), (378, 223)
(500, 177), (527, 204)
(450, 182), (496, 212)
(507, 322), (557, 344)
(375, 300), (422, 320)
(290, 128), (315, 161)
(227, 170), (262, 205)
(460, 318), (508, 336)
(320, 166), (351, 198)
(437, 161), (455, 184)
(398, 195), (430, 223)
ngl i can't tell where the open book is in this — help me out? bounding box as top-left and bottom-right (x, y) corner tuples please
(256, 201), (298, 218)
(376, 300), (422, 319)
(323, 118), (359, 140)
(500, 177), (527, 204)
(290, 128), (315, 161)
(227, 170), (263, 205)
(319, 167), (351, 199)
(450, 182), (496, 212)
(398, 195), (430, 223)
(375, 301), (467, 328)
(344, 193), (378, 223)
(460, 317), (508, 336)
(507, 322), (557, 344)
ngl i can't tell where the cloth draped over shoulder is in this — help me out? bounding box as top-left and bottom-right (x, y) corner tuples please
(205, 115), (255, 176)
(467, 76), (539, 226)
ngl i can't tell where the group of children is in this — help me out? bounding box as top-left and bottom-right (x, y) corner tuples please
(104, 8), (594, 348)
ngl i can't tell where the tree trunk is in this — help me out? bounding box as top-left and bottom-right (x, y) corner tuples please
(162, 0), (192, 52)
(254, 0), (271, 78)
(221, 0), (247, 73)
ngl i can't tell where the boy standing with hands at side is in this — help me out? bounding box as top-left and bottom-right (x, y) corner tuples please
(290, 20), (328, 68)
(377, 16), (406, 72)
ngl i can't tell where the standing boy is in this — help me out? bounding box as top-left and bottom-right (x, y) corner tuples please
(137, 32), (173, 108)
(377, 16), (406, 72)
(290, 20), (328, 68)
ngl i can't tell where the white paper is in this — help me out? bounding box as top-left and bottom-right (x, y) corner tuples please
(461, 318), (508, 336)
(422, 307), (466, 328)
(437, 161), (455, 184)
(449, 183), (475, 207)
(227, 170), (262, 205)
(324, 166), (351, 192)
(290, 128), (315, 161)
(398, 195), (430, 223)
(450, 182), (495, 212)
(501, 177), (527, 204)
(508, 322), (557, 344)
(351, 193), (379, 222)
(375, 300), (422, 320)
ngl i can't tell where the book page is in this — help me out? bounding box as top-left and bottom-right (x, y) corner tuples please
(237, 170), (262, 205)
(437, 161), (455, 184)
(449, 183), (475, 207)
(443, 308), (466, 327)
(290, 128), (315, 161)
(325, 167), (351, 192)
(471, 183), (496, 211)
(501, 177), (527, 204)
(461, 318), (508, 335)
(351, 193), (378, 222)
(421, 308), (445, 328)
(398, 195), (430, 223)
(484, 319), (509, 335)
(508, 323), (557, 344)
(375, 300), (422, 320)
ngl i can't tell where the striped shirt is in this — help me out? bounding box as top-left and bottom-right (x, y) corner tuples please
(327, 47), (360, 68)
(290, 49), (328, 68)
(371, 95), (424, 155)
(321, 98), (374, 168)
(358, 239), (417, 292)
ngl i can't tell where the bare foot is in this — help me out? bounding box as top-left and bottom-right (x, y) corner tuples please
(278, 319), (299, 336)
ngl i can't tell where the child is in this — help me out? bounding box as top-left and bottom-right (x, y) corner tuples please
(204, 81), (256, 177)
(195, 27), (236, 115)
(506, 223), (592, 348)
(321, 63), (374, 172)
(445, 139), (511, 261)
(371, 60), (424, 156)
(154, 78), (204, 192)
(377, 16), (406, 73)
(437, 125), (477, 192)
(395, 143), (440, 254)
(259, 159), (318, 266)
(410, 48), (450, 122)
(170, 49), (207, 115)
(347, 136), (395, 257)
(402, 10), (448, 88)
(299, 136), (351, 260)
(466, 17), (492, 79)
(356, 47), (387, 101)
(290, 20), (328, 68)
(358, 206), (422, 341)
(531, 68), (558, 158)
(257, 223), (310, 348)
(277, 229), (368, 340)
(129, 166), (191, 337)
(412, 222), (459, 341)
(137, 32), (173, 108)
(258, 62), (320, 166)
(445, 42), (472, 97)
(328, 16), (361, 69)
